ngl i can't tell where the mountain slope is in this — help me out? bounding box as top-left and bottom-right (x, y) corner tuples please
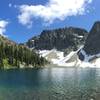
(0, 35), (47, 69)
(26, 27), (88, 52)
(35, 21), (100, 68)
(65, 21), (100, 67)
(84, 21), (100, 55)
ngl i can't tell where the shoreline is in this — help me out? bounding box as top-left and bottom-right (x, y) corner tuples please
(1, 63), (100, 70)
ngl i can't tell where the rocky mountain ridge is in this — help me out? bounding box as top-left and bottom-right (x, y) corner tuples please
(1, 21), (100, 68)
(26, 27), (88, 53)
(33, 21), (100, 67)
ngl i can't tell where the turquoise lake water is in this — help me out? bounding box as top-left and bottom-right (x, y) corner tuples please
(0, 68), (100, 100)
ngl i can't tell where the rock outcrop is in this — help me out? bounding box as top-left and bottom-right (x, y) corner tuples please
(84, 21), (100, 55)
(27, 27), (88, 51)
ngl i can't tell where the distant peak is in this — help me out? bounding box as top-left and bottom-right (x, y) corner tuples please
(90, 21), (100, 33)
(93, 21), (100, 28)
(84, 21), (100, 55)
(94, 21), (100, 25)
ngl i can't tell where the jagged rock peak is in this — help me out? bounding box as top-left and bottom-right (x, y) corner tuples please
(84, 21), (100, 55)
(27, 27), (88, 50)
(90, 21), (100, 34)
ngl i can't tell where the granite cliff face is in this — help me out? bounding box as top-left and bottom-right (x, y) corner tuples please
(27, 27), (88, 52)
(83, 21), (100, 55)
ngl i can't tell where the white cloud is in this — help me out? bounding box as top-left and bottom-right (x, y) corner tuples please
(9, 3), (12, 7)
(0, 20), (8, 36)
(18, 0), (92, 27)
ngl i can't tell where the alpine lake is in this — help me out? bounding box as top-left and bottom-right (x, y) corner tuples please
(0, 67), (100, 100)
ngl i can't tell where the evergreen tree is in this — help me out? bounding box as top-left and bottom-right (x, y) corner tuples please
(0, 40), (48, 69)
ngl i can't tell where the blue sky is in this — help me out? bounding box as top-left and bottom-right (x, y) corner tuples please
(0, 0), (99, 43)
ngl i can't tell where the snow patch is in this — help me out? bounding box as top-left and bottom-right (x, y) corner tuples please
(73, 34), (84, 39)
(39, 48), (100, 68)
(39, 50), (52, 57)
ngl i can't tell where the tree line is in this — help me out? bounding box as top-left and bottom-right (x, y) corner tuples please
(0, 42), (48, 69)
